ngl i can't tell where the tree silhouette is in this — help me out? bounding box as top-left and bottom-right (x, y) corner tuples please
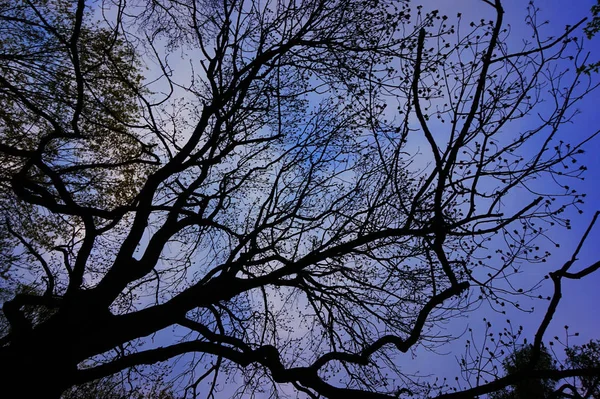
(582, 0), (600, 74)
(1, 0), (599, 398)
(489, 344), (557, 399)
(561, 340), (600, 398)
(61, 375), (178, 399)
(484, 340), (600, 399)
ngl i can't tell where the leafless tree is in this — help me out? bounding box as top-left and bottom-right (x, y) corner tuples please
(0, 0), (599, 397)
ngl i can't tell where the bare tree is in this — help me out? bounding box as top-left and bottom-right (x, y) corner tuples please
(0, 0), (599, 397)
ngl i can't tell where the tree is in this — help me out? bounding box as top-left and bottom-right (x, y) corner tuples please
(61, 375), (132, 399)
(485, 340), (600, 399)
(581, 0), (600, 74)
(61, 374), (178, 399)
(1, 0), (599, 398)
(489, 344), (557, 399)
(560, 340), (600, 399)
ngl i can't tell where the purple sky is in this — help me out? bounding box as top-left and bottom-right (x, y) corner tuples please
(93, 1), (600, 396)
(462, 0), (600, 347)
(166, 1), (600, 396)
(398, 0), (600, 389)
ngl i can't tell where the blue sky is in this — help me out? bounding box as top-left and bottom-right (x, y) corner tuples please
(396, 0), (600, 389)
(155, 1), (600, 396)
(2, 0), (599, 397)
(468, 0), (600, 345)
(64, 0), (600, 396)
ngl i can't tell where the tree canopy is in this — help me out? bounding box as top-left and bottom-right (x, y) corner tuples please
(489, 344), (557, 399)
(0, 0), (599, 398)
(488, 340), (600, 399)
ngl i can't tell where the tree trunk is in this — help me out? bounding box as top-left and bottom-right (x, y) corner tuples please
(0, 332), (76, 398)
(0, 303), (116, 398)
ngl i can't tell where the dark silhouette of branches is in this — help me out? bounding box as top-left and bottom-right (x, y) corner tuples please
(0, 0), (598, 397)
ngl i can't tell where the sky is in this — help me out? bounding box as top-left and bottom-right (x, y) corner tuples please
(137, 0), (600, 396)
(11, 0), (597, 397)
(445, 0), (600, 341)
(522, 0), (600, 342)
(398, 0), (600, 389)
